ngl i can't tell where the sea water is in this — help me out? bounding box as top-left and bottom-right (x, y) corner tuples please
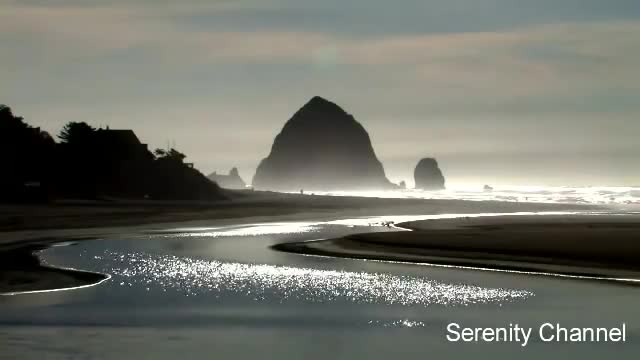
(312, 185), (640, 206)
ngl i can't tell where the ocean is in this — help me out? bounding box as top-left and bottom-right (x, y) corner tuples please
(312, 185), (640, 206)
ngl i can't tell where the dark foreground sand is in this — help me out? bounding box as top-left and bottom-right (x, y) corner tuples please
(0, 243), (108, 295)
(2, 190), (587, 232)
(276, 214), (640, 281)
(0, 192), (608, 293)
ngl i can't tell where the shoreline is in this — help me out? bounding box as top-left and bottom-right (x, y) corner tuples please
(3, 193), (575, 231)
(274, 214), (640, 283)
(0, 244), (108, 296)
(1, 193), (592, 245)
(0, 194), (610, 294)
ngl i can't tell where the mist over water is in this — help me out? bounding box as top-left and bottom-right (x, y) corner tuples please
(312, 185), (640, 206)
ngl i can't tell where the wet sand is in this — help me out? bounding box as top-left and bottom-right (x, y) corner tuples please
(276, 214), (640, 281)
(1, 192), (558, 231)
(0, 191), (588, 240)
(0, 244), (108, 295)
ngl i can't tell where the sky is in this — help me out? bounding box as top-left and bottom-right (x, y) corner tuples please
(1, 0), (639, 187)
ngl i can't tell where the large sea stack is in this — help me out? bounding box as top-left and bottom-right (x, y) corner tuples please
(414, 158), (446, 190)
(252, 96), (392, 191)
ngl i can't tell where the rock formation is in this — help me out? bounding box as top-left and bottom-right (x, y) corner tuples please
(414, 158), (445, 190)
(208, 167), (247, 189)
(252, 96), (393, 191)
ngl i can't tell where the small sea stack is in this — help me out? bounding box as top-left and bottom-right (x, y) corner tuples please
(209, 167), (247, 189)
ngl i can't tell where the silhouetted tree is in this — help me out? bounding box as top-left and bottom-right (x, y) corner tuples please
(0, 105), (56, 202)
(154, 148), (186, 163)
(58, 122), (96, 145)
(53, 122), (101, 198)
(151, 148), (226, 200)
(1, 105), (24, 129)
(0, 104), (226, 202)
(153, 148), (167, 158)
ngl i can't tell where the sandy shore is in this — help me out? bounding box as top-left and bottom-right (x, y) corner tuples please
(0, 193), (604, 294)
(0, 243), (108, 295)
(276, 214), (640, 281)
(0, 191), (591, 242)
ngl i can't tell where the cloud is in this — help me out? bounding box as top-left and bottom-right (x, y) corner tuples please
(2, 2), (638, 117)
(2, 1), (638, 96)
(2, 1), (639, 186)
(0, 1), (286, 55)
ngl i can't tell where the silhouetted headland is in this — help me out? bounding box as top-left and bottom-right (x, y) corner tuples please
(0, 104), (226, 203)
(252, 96), (394, 191)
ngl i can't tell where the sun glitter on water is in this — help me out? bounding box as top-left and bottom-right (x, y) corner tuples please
(100, 251), (534, 307)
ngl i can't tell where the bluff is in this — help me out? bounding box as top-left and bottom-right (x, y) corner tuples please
(414, 158), (446, 190)
(0, 104), (227, 202)
(252, 96), (392, 191)
(209, 167), (247, 189)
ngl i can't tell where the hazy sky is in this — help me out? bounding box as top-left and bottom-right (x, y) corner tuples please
(2, 0), (639, 187)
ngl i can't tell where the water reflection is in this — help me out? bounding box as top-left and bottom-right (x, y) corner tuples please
(150, 211), (591, 239)
(368, 319), (427, 328)
(324, 211), (588, 227)
(103, 250), (533, 306)
(150, 222), (320, 238)
(312, 185), (640, 205)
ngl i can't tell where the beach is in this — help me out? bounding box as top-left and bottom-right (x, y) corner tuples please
(2, 194), (640, 360)
(0, 193), (597, 294)
(0, 191), (589, 241)
(276, 213), (640, 281)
